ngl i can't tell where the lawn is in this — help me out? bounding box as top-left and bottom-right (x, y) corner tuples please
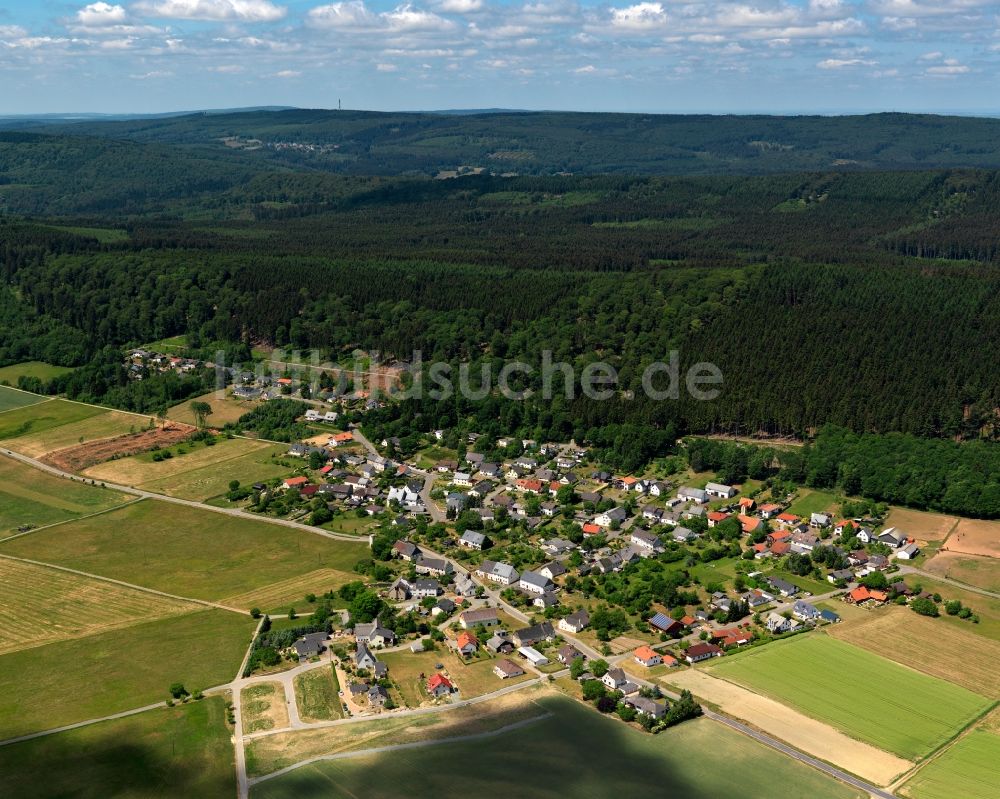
(0, 361), (75, 386)
(787, 488), (839, 518)
(294, 666), (344, 722)
(0, 499), (368, 602)
(0, 609), (254, 740)
(0, 697), (236, 798)
(0, 455), (132, 535)
(899, 730), (1000, 799)
(0, 558), (196, 656)
(0, 386), (45, 413)
(706, 634), (992, 760)
(0, 398), (108, 443)
(83, 438), (291, 501)
(250, 695), (864, 799)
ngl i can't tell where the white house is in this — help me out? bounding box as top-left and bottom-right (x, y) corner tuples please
(558, 610), (590, 633)
(705, 482), (737, 499)
(476, 560), (520, 586)
(518, 570), (555, 595)
(595, 507), (627, 528)
(677, 486), (708, 504)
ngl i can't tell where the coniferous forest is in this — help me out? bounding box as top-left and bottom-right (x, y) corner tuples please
(1, 110), (999, 514)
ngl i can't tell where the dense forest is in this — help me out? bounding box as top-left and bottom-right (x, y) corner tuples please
(0, 112), (998, 512)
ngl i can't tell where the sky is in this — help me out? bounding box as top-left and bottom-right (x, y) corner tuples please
(1, 0), (999, 115)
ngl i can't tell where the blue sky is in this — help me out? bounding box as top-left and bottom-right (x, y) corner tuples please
(1, 0), (999, 114)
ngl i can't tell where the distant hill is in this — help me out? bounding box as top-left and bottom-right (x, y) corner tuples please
(10, 109), (1000, 176)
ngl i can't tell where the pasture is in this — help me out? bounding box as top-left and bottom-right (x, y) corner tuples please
(83, 438), (290, 501)
(0, 361), (75, 385)
(167, 391), (256, 427)
(0, 385), (46, 412)
(250, 695), (864, 799)
(0, 609), (255, 740)
(706, 634), (992, 760)
(0, 455), (131, 534)
(942, 518), (1000, 559)
(922, 551), (1000, 594)
(0, 697), (235, 799)
(0, 499), (368, 602)
(294, 667), (344, 722)
(826, 607), (1000, 698)
(899, 730), (1000, 799)
(0, 558), (196, 655)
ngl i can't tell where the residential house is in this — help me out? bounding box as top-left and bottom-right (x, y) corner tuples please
(602, 668), (628, 691)
(519, 570), (555, 595)
(672, 526), (697, 543)
(392, 540), (421, 562)
(486, 632), (515, 655)
(741, 589), (774, 609)
(426, 673), (454, 698)
(292, 632), (327, 660)
(558, 610), (590, 634)
(354, 617), (396, 647)
(626, 696), (667, 719)
(557, 644), (583, 664)
(827, 568), (854, 584)
(458, 530), (487, 550)
(630, 528), (665, 555)
(705, 482), (737, 499)
(685, 643), (724, 664)
(897, 543), (920, 560)
(765, 612), (792, 634)
(595, 507), (627, 528)
(454, 631), (479, 657)
(453, 472), (472, 487)
(539, 561), (566, 581)
(633, 646), (662, 667)
(513, 622), (555, 647)
(810, 513), (831, 528)
(415, 557), (453, 577)
(493, 658), (525, 679)
(355, 642), (378, 670)
(410, 579), (442, 599)
(677, 487), (709, 504)
(766, 577), (799, 597)
(648, 612), (684, 636)
(792, 600), (822, 622)
(476, 560), (520, 586)
(459, 608), (499, 629)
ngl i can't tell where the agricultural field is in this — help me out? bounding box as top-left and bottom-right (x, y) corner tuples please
(167, 391), (256, 428)
(250, 695), (865, 799)
(0, 361), (75, 385)
(0, 558), (196, 655)
(706, 634), (992, 760)
(884, 507), (960, 544)
(0, 455), (132, 535)
(0, 399), (109, 444)
(663, 668), (911, 785)
(825, 607), (1000, 698)
(922, 552), (1000, 593)
(294, 666), (344, 722)
(0, 386), (45, 412)
(0, 609), (254, 740)
(221, 568), (357, 614)
(899, 730), (1000, 799)
(941, 518), (1000, 559)
(83, 438), (290, 501)
(0, 697), (236, 799)
(0, 499), (368, 602)
(242, 682), (290, 734)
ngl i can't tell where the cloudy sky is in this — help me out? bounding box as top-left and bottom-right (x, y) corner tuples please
(1, 0), (999, 114)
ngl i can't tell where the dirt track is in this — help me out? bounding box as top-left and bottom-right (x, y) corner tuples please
(41, 423), (197, 473)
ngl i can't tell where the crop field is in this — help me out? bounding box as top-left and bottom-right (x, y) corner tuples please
(942, 518), (1000, 559)
(221, 568), (358, 613)
(0, 399), (108, 443)
(899, 730), (1000, 799)
(294, 667), (344, 722)
(706, 635), (992, 760)
(83, 438), (290, 500)
(0, 385), (46, 412)
(0, 499), (368, 602)
(0, 609), (255, 740)
(0, 455), (132, 534)
(922, 552), (1000, 593)
(167, 391), (257, 427)
(826, 607), (1000, 698)
(0, 361), (75, 385)
(250, 695), (865, 799)
(0, 558), (196, 656)
(0, 697), (236, 799)
(884, 507), (960, 543)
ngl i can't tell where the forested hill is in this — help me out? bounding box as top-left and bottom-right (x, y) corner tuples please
(10, 109), (1000, 177)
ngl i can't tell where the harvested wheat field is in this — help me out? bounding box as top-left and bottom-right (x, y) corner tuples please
(221, 568), (358, 612)
(922, 551), (1000, 594)
(885, 507), (960, 545)
(942, 518), (1000, 559)
(44, 422), (196, 472)
(825, 607), (1000, 698)
(663, 669), (911, 785)
(0, 557), (197, 655)
(242, 682), (291, 734)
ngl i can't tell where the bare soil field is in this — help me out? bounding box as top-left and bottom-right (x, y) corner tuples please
(44, 422), (196, 472)
(242, 682), (291, 734)
(825, 607), (1000, 698)
(922, 551), (1000, 594)
(0, 557), (197, 655)
(885, 507), (960, 544)
(663, 669), (912, 786)
(941, 518), (1000, 559)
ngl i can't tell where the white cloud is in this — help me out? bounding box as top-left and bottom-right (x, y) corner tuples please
(133, 0), (286, 22)
(376, 61), (398, 70)
(435, 0), (483, 11)
(273, 68), (301, 77)
(609, 2), (668, 31)
(818, 57), (876, 68)
(926, 63), (970, 75)
(0, 25), (28, 39)
(308, 1), (454, 32)
(77, 3), (128, 26)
